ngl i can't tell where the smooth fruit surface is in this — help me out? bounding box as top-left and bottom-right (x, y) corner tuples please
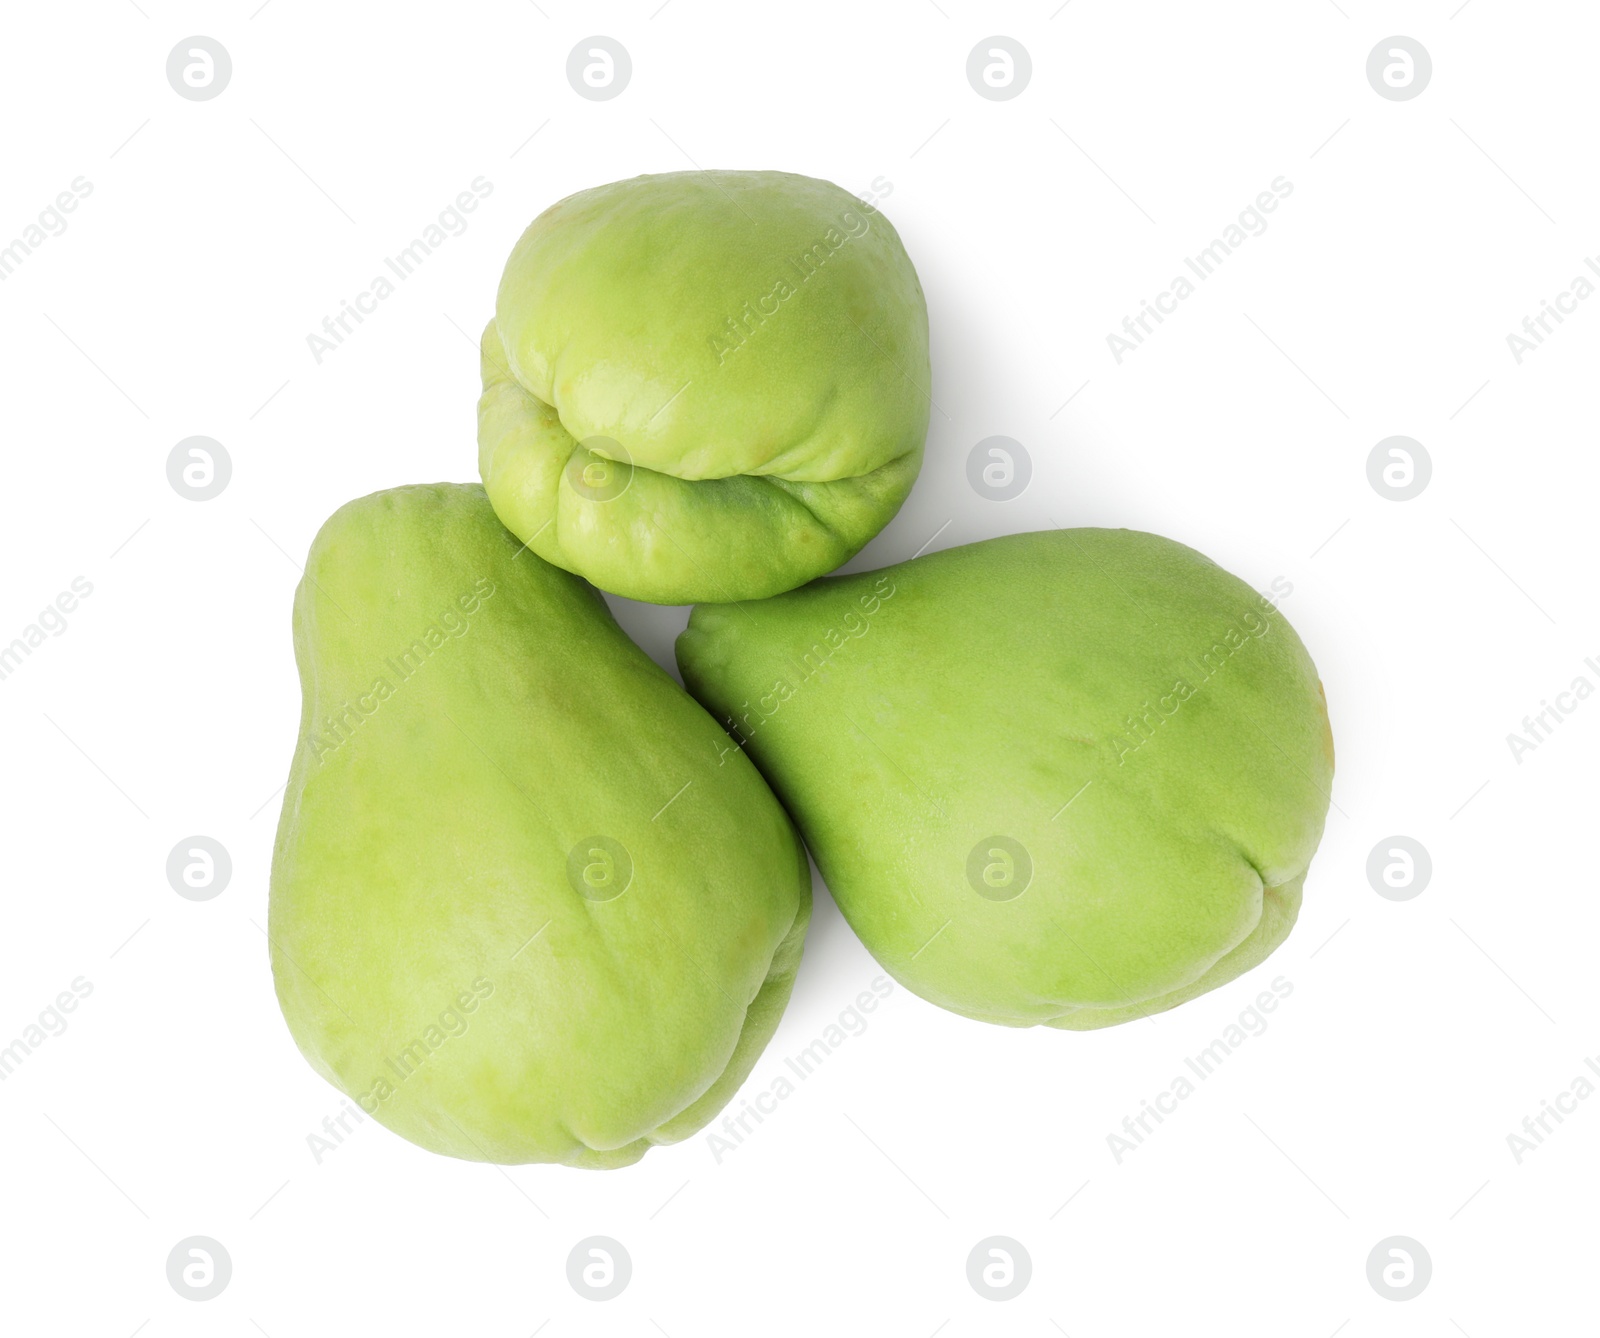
(270, 484), (810, 1165)
(478, 170), (929, 604)
(677, 528), (1333, 1030)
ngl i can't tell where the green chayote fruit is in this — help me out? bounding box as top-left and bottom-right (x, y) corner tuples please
(677, 529), (1332, 1030)
(478, 170), (929, 604)
(269, 484), (810, 1166)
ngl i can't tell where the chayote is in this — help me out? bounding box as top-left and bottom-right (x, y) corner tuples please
(269, 483), (810, 1165)
(677, 528), (1333, 1030)
(478, 170), (930, 604)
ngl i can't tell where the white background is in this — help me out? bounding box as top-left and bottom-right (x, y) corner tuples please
(1, 1), (1594, 1333)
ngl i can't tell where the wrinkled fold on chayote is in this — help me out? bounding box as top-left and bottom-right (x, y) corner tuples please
(677, 529), (1334, 1030)
(270, 483), (811, 1166)
(478, 170), (930, 604)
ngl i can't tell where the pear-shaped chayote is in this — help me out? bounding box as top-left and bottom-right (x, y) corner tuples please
(269, 484), (810, 1166)
(677, 529), (1333, 1030)
(477, 170), (929, 604)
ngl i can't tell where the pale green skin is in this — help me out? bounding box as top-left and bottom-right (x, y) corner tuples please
(677, 529), (1334, 1030)
(478, 170), (930, 605)
(270, 484), (810, 1166)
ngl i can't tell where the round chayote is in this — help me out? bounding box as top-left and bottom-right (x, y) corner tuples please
(269, 484), (811, 1166)
(477, 170), (930, 605)
(677, 528), (1333, 1030)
